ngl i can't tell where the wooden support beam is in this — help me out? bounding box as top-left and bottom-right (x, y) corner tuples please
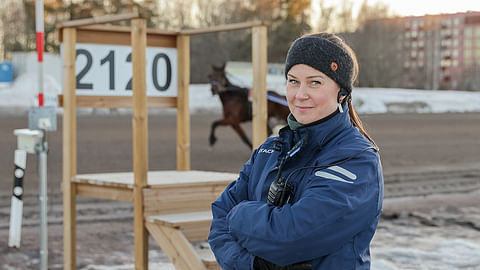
(176, 34), (190, 171)
(131, 18), (149, 270)
(75, 183), (133, 202)
(62, 27), (77, 270)
(57, 12), (145, 29)
(60, 26), (177, 47)
(180, 20), (269, 35)
(251, 26), (268, 150)
(57, 95), (177, 109)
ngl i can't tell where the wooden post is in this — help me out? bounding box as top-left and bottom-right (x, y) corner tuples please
(62, 27), (77, 270)
(251, 26), (268, 149)
(131, 18), (149, 270)
(176, 34), (190, 171)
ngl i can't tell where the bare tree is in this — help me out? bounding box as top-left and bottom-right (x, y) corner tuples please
(342, 1), (402, 88)
(356, 0), (391, 27)
(336, 0), (354, 32)
(195, 0), (247, 27)
(155, 0), (193, 30)
(314, 0), (336, 32)
(0, 1), (28, 59)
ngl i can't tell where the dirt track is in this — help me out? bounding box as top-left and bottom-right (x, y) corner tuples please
(0, 112), (479, 269)
(1, 112), (479, 190)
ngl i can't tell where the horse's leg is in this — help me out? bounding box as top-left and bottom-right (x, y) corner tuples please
(231, 123), (252, 149)
(210, 119), (227, 147)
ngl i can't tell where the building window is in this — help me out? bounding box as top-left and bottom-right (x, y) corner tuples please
(464, 49), (472, 59)
(464, 57), (472, 66)
(453, 49), (459, 57)
(454, 18), (461, 26)
(441, 39), (452, 47)
(465, 39), (472, 49)
(465, 27), (473, 38)
(441, 59), (452, 67)
(443, 18), (452, 27)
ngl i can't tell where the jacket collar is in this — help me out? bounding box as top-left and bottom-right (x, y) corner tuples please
(279, 103), (352, 152)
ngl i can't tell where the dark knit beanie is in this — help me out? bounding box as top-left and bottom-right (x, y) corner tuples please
(285, 36), (354, 93)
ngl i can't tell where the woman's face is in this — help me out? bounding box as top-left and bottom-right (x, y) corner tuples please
(286, 64), (341, 125)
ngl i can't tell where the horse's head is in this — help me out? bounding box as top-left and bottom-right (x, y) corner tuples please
(208, 63), (228, 96)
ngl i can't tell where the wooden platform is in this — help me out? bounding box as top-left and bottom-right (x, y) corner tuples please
(73, 170), (238, 187)
(71, 170), (235, 269)
(72, 170), (238, 204)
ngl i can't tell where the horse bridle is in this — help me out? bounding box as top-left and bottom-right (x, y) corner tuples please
(210, 71), (248, 95)
(210, 80), (226, 94)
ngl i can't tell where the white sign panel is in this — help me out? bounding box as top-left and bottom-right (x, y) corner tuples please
(69, 43), (177, 96)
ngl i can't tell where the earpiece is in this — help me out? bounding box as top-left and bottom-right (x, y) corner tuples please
(337, 89), (349, 113)
(337, 89), (349, 103)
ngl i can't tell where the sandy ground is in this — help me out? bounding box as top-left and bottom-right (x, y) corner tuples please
(0, 112), (479, 269)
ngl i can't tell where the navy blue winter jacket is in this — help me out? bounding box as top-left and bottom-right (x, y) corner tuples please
(208, 105), (384, 270)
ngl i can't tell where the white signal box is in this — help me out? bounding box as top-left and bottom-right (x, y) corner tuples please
(13, 129), (44, 154)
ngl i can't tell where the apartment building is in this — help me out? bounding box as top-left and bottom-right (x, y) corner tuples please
(399, 11), (480, 90)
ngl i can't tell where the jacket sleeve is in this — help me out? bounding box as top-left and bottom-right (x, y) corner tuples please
(208, 150), (258, 270)
(226, 152), (383, 266)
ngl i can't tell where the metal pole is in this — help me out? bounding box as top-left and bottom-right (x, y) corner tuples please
(36, 0), (44, 106)
(37, 136), (48, 270)
(35, 0), (47, 266)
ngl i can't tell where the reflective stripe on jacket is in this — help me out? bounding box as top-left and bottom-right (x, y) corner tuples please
(209, 105), (384, 270)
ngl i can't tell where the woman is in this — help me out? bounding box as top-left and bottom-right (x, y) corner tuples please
(208, 33), (384, 270)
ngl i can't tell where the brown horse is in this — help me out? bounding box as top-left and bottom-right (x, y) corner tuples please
(208, 63), (290, 149)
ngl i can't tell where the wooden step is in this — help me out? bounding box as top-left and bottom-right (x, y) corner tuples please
(194, 242), (221, 270)
(147, 210), (212, 242)
(146, 211), (220, 270)
(147, 210), (213, 228)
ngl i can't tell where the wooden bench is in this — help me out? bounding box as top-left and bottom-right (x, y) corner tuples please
(146, 211), (220, 270)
